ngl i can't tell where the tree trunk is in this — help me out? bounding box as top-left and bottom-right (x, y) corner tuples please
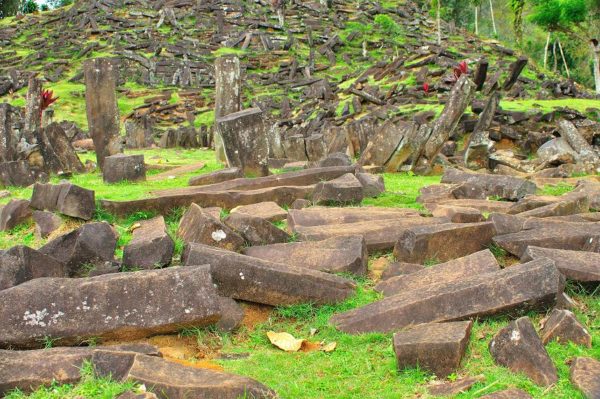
(591, 39), (600, 95)
(557, 39), (570, 78)
(475, 6), (479, 36)
(436, 0), (442, 45)
(553, 40), (558, 73)
(489, 0), (497, 37)
(544, 32), (551, 70)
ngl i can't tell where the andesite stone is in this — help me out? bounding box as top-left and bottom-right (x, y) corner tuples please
(243, 235), (367, 276)
(393, 321), (472, 378)
(521, 246), (600, 282)
(224, 212), (290, 246)
(31, 182), (95, 220)
(393, 222), (496, 264)
(183, 243), (355, 306)
(431, 205), (484, 223)
(330, 258), (563, 334)
(230, 201), (287, 222)
(312, 173), (364, 204)
(376, 250), (500, 296)
(441, 168), (536, 200)
(287, 206), (420, 229)
(178, 203), (245, 251)
(0, 199), (31, 231)
(489, 316), (558, 387)
(123, 216), (174, 269)
(0, 266), (221, 348)
(32, 210), (61, 238)
(103, 154), (146, 183)
(427, 376), (484, 397)
(380, 262), (424, 281)
(570, 357), (600, 399)
(0, 245), (68, 290)
(479, 389), (532, 399)
(188, 167), (243, 187)
(356, 172), (385, 198)
(215, 297), (245, 333)
(539, 309), (592, 347)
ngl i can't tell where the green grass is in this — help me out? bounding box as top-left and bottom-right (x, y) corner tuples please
(500, 99), (600, 117)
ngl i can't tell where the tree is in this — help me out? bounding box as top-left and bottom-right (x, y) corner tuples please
(509, 0), (525, 45)
(472, 0), (482, 35)
(0, 0), (20, 18)
(529, 0), (599, 92)
(21, 0), (38, 14)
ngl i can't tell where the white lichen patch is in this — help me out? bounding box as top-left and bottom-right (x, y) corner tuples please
(510, 330), (521, 342)
(211, 229), (227, 242)
(23, 309), (64, 327)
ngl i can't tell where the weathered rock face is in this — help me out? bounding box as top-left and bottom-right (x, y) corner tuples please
(393, 222), (496, 264)
(32, 210), (62, 238)
(441, 168), (536, 200)
(178, 203), (245, 251)
(188, 167), (243, 187)
(0, 160), (48, 187)
(123, 216), (174, 270)
(230, 201), (287, 222)
(30, 182), (95, 220)
(376, 250), (500, 296)
(38, 122), (85, 175)
(243, 235), (367, 276)
(39, 222), (117, 276)
(431, 205), (484, 223)
(479, 389), (533, 399)
(0, 103), (22, 164)
(540, 309), (592, 347)
(312, 173), (363, 204)
(83, 58), (123, 170)
(356, 173), (385, 198)
(224, 212), (290, 246)
(0, 245), (68, 290)
(0, 199), (31, 231)
(489, 316), (558, 387)
(521, 246), (600, 282)
(0, 265), (221, 348)
(214, 56), (241, 164)
(517, 194), (590, 218)
(493, 224), (600, 258)
(183, 243), (355, 306)
(287, 206), (420, 229)
(393, 321), (472, 378)
(215, 297), (244, 333)
(380, 262), (425, 281)
(426, 198), (512, 214)
(0, 344), (160, 396)
(330, 258), (563, 334)
(570, 357), (600, 399)
(103, 154), (146, 183)
(216, 108), (269, 177)
(92, 351), (277, 399)
(426, 376), (484, 397)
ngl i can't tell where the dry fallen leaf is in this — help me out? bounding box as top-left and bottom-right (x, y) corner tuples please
(322, 342), (337, 352)
(130, 222), (141, 232)
(267, 331), (305, 352)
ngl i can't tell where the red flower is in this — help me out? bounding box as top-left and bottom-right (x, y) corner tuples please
(41, 89), (58, 111)
(423, 83), (430, 93)
(453, 61), (468, 80)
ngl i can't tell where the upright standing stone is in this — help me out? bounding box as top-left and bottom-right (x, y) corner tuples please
(103, 154), (146, 183)
(84, 58), (123, 170)
(23, 77), (43, 142)
(216, 108), (269, 177)
(0, 103), (21, 163)
(214, 56), (241, 164)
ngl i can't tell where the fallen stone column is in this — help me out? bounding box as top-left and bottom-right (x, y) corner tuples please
(0, 265), (221, 348)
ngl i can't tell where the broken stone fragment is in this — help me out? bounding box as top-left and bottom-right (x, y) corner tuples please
(539, 309), (592, 347)
(393, 321), (472, 378)
(287, 206), (420, 229)
(92, 351), (277, 399)
(489, 316), (558, 387)
(32, 210), (61, 238)
(521, 246), (600, 283)
(0, 245), (68, 290)
(0, 265), (221, 349)
(103, 154), (146, 183)
(393, 222), (496, 264)
(355, 172), (385, 198)
(0, 199), (31, 231)
(330, 258), (563, 334)
(380, 262), (424, 281)
(243, 235), (367, 276)
(431, 205), (484, 223)
(376, 249), (500, 296)
(0, 344), (160, 396)
(39, 221), (117, 277)
(426, 376), (484, 397)
(230, 201), (287, 223)
(178, 203), (245, 251)
(188, 167), (243, 186)
(183, 242), (355, 306)
(123, 216), (174, 270)
(441, 168), (536, 200)
(516, 193), (589, 218)
(312, 173), (364, 204)
(570, 357), (600, 399)
(31, 182), (95, 220)
(224, 212), (290, 246)
(479, 389), (532, 399)
(215, 297), (245, 333)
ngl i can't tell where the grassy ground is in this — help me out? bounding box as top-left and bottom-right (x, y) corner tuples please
(1, 150), (598, 399)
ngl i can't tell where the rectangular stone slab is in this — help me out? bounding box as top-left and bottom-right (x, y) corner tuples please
(287, 206), (420, 229)
(376, 249), (500, 296)
(92, 351), (277, 399)
(243, 235), (367, 276)
(292, 217), (449, 252)
(393, 222), (496, 264)
(441, 168), (536, 200)
(0, 266), (221, 349)
(425, 199), (512, 214)
(183, 243), (355, 306)
(493, 224), (600, 257)
(521, 246), (600, 282)
(330, 258), (563, 334)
